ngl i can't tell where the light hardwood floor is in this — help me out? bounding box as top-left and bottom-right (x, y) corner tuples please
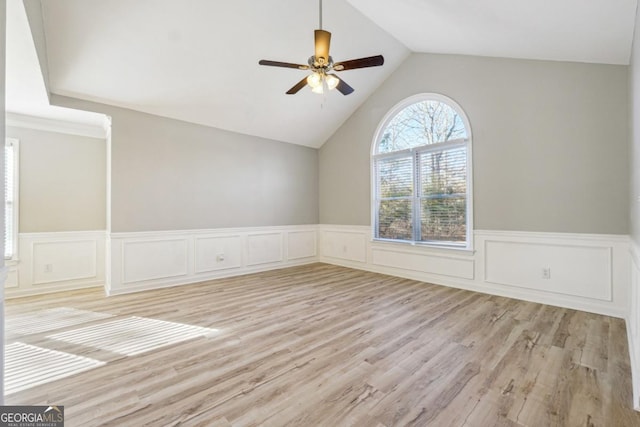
(5, 263), (640, 426)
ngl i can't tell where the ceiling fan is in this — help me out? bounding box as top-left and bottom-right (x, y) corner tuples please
(258, 0), (384, 96)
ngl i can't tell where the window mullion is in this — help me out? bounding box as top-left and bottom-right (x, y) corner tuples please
(413, 150), (421, 242)
(372, 95), (472, 249)
(374, 159), (380, 239)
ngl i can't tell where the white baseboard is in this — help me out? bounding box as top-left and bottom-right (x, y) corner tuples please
(6, 231), (107, 299)
(318, 225), (630, 319)
(8, 226), (631, 319)
(629, 241), (640, 410)
(7, 224), (637, 408)
(108, 225), (318, 295)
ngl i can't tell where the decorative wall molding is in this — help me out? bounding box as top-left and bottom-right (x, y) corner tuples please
(121, 238), (189, 284)
(194, 234), (242, 274)
(6, 231), (107, 298)
(6, 112), (108, 139)
(628, 241), (640, 410)
(7, 225), (638, 402)
(246, 233), (283, 266)
(9, 226), (631, 320)
(318, 225), (630, 319)
(108, 225), (319, 295)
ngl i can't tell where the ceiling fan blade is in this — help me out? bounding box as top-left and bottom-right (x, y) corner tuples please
(259, 60), (309, 70)
(329, 74), (354, 95)
(286, 76), (309, 95)
(314, 29), (331, 65)
(333, 55), (384, 71)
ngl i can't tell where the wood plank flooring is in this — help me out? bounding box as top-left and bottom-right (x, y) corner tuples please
(5, 263), (640, 426)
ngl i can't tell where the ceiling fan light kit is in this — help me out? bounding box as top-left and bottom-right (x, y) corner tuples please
(258, 0), (384, 96)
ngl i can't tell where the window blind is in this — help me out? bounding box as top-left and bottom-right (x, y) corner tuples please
(372, 96), (471, 247)
(375, 156), (414, 240)
(418, 146), (467, 242)
(5, 142), (15, 259)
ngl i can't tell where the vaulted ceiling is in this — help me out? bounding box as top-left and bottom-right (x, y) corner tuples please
(7, 0), (638, 148)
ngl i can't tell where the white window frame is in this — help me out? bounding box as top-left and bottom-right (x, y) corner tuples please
(5, 138), (19, 261)
(371, 93), (474, 250)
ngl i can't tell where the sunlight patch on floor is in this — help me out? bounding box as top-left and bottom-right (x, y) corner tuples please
(6, 307), (114, 337)
(5, 342), (106, 395)
(47, 316), (219, 356)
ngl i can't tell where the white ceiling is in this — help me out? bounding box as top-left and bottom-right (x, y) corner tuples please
(7, 0), (639, 147)
(37, 0), (409, 148)
(5, 0), (107, 132)
(347, 0), (637, 65)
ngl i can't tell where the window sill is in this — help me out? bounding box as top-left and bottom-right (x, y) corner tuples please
(4, 259), (19, 267)
(371, 238), (475, 256)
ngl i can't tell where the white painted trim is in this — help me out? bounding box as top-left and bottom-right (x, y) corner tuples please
(6, 112), (108, 139)
(628, 240), (640, 410)
(4, 138), (19, 261)
(108, 225), (319, 296)
(628, 319), (640, 411)
(110, 224), (319, 239)
(6, 231), (107, 298)
(108, 258), (315, 296)
(482, 239), (613, 302)
(121, 238), (189, 284)
(319, 225), (630, 318)
(475, 229), (630, 242)
(370, 93), (474, 251)
(286, 230), (318, 260)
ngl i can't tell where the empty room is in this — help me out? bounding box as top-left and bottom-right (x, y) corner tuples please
(3, 0), (640, 425)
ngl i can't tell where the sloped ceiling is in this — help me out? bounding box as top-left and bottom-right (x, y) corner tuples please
(8, 0), (639, 148)
(347, 0), (637, 65)
(6, 0), (107, 130)
(36, 0), (409, 148)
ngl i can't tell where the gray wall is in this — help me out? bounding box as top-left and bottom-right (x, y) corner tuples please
(52, 95), (319, 232)
(320, 53), (629, 235)
(6, 126), (106, 232)
(631, 6), (640, 246)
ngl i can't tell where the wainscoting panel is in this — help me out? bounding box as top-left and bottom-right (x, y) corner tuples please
(287, 231), (317, 260)
(194, 235), (242, 274)
(122, 239), (189, 284)
(629, 242), (640, 410)
(318, 225), (630, 318)
(7, 231), (106, 298)
(484, 240), (612, 301)
(109, 225), (318, 295)
(372, 247), (474, 280)
(32, 240), (97, 285)
(247, 233), (283, 266)
(321, 228), (368, 263)
(5, 264), (19, 289)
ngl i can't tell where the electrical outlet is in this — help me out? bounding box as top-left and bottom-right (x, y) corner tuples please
(44, 264), (53, 273)
(542, 267), (551, 280)
(216, 254), (225, 262)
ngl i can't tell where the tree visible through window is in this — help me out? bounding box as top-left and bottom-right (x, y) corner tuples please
(372, 95), (472, 247)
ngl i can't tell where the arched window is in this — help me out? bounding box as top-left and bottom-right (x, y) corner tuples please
(372, 94), (473, 248)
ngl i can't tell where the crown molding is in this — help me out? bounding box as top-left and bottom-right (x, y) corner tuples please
(6, 112), (108, 139)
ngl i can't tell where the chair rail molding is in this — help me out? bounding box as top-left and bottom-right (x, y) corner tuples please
(318, 225), (630, 319)
(108, 225), (319, 295)
(7, 231), (107, 298)
(628, 240), (640, 410)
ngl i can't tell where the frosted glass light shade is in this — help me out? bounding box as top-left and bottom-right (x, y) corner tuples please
(325, 74), (339, 90)
(307, 73), (322, 88)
